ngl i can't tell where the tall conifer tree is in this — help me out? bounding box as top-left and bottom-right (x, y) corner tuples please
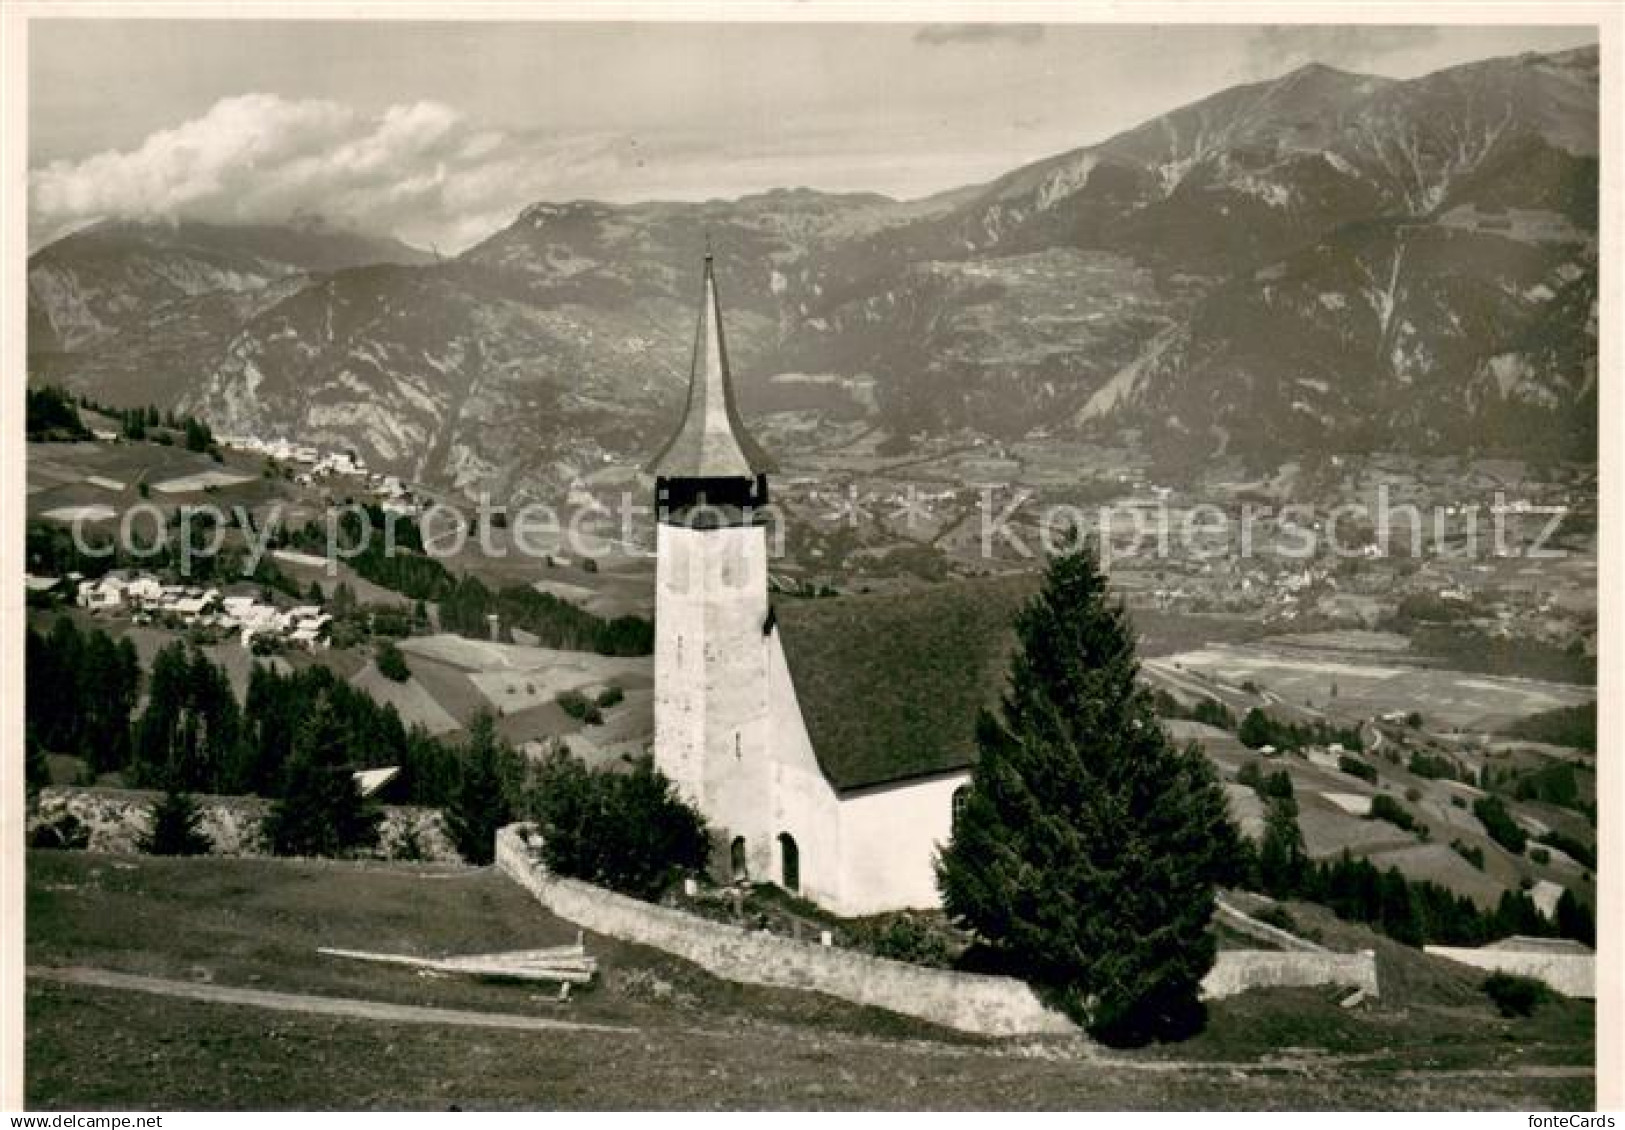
(444, 712), (517, 865)
(264, 694), (381, 857)
(936, 541), (1239, 1044)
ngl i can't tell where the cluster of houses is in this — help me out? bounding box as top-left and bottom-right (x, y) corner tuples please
(215, 432), (425, 516)
(216, 434), (327, 467)
(74, 570), (332, 649)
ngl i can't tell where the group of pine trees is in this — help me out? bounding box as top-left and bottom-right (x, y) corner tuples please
(1236, 706), (1364, 754)
(25, 386), (92, 441)
(24, 616), (524, 864)
(67, 391), (219, 455)
(26, 618), (142, 775)
(1242, 767), (1595, 948)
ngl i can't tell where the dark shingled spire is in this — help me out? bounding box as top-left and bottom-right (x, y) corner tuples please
(647, 255), (775, 479)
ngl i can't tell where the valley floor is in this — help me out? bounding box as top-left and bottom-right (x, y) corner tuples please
(24, 852), (1594, 1111)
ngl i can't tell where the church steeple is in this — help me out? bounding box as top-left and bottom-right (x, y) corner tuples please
(649, 255), (773, 516)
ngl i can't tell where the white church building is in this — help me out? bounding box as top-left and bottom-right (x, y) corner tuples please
(648, 255), (1026, 917)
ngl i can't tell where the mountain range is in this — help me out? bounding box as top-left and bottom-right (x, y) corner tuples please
(28, 45), (1598, 499)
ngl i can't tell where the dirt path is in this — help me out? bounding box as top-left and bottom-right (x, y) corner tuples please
(28, 965), (638, 1036)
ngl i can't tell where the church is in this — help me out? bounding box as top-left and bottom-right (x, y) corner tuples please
(647, 254), (1028, 917)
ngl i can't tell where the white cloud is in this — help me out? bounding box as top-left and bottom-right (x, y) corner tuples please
(29, 90), (1037, 254)
(29, 93), (634, 253)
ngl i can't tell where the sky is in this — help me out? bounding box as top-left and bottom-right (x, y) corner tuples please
(28, 19), (1600, 253)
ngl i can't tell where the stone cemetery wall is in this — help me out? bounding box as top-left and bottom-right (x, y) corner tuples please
(1424, 945), (1594, 998)
(495, 824), (1075, 1037)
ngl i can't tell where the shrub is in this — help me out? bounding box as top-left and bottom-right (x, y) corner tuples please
(1555, 889), (1596, 946)
(1369, 794), (1421, 834)
(1408, 750), (1459, 780)
(1510, 760), (1583, 812)
(1259, 769), (1295, 800)
(373, 638), (411, 680)
(139, 789), (212, 856)
(525, 752), (708, 901)
(1237, 762), (1293, 800)
(1451, 840), (1485, 870)
(1536, 831), (1596, 870)
(376, 640), (412, 683)
(856, 913), (954, 968)
(595, 685), (625, 709)
(1338, 755), (1378, 783)
(1528, 846), (1550, 865)
(1482, 972), (1550, 1018)
(1239, 708), (1275, 749)
(26, 386), (92, 440)
(556, 689), (603, 725)
(1191, 697), (1235, 731)
(1474, 795), (1528, 854)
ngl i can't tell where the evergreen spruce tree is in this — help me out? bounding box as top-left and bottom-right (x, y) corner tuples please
(264, 694), (381, 857)
(1257, 796), (1307, 896)
(140, 789), (212, 856)
(444, 713), (516, 865)
(1555, 889), (1596, 946)
(131, 643), (239, 792)
(936, 541), (1240, 1045)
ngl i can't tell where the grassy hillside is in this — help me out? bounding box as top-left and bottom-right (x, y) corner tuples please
(25, 852), (1593, 1110)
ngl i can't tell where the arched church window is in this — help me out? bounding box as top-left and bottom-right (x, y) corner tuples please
(777, 832), (800, 893)
(730, 836), (748, 882)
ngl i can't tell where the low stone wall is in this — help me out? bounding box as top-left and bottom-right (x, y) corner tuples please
(496, 825), (1386, 1033)
(495, 825), (1074, 1037)
(1203, 949), (1379, 1000)
(31, 787), (460, 863)
(1424, 946), (1595, 998)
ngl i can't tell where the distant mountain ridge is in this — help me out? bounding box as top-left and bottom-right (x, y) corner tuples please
(28, 45), (1598, 497)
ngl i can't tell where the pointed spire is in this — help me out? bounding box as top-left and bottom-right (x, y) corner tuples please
(647, 255), (774, 479)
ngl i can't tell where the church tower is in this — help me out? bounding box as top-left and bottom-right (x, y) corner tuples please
(649, 254), (777, 877)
